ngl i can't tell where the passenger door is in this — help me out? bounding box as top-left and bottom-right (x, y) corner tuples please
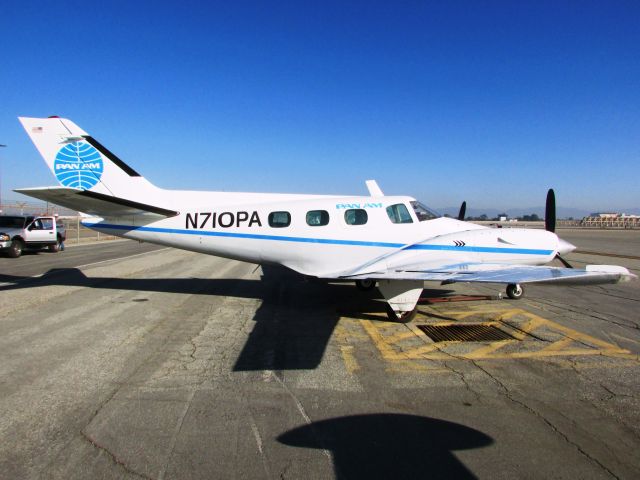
(27, 217), (55, 243)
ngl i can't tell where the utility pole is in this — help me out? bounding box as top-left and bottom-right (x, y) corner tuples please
(0, 144), (6, 214)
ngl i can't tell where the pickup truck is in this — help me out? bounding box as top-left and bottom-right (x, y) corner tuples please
(0, 215), (66, 258)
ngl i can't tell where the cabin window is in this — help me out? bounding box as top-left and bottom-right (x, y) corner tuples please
(344, 209), (368, 225)
(386, 204), (414, 224)
(29, 219), (43, 230)
(29, 219), (53, 230)
(268, 211), (291, 228)
(306, 210), (329, 226)
(410, 201), (439, 221)
(41, 218), (54, 230)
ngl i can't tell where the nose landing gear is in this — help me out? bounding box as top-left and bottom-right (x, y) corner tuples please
(506, 283), (524, 300)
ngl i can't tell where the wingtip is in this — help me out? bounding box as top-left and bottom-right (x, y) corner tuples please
(585, 265), (637, 283)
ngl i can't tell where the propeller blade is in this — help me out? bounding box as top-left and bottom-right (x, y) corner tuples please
(545, 189), (556, 233)
(555, 253), (573, 269)
(458, 201), (467, 221)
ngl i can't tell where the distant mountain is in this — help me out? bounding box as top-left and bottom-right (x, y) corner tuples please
(435, 206), (639, 220)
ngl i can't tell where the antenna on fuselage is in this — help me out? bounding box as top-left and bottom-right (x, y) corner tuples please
(365, 180), (384, 197)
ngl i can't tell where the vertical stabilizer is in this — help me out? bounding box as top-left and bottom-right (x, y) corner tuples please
(18, 116), (159, 200)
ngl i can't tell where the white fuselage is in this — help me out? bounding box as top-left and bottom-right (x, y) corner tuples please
(82, 189), (562, 278)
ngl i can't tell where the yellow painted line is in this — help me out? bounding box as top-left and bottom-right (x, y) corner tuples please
(360, 320), (407, 360)
(360, 320), (442, 361)
(420, 311), (480, 321)
(406, 322), (433, 342)
(508, 309), (634, 352)
(539, 336), (575, 353)
(340, 345), (360, 374)
(333, 322), (369, 342)
(383, 331), (424, 345)
(475, 348), (635, 360)
(465, 340), (519, 359)
(402, 343), (446, 359)
(359, 307), (638, 365)
(540, 321), (627, 350)
(371, 321), (402, 331)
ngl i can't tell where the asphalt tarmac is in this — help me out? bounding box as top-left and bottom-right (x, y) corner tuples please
(0, 231), (638, 479)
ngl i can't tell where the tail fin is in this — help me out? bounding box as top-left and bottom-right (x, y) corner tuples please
(19, 116), (159, 199)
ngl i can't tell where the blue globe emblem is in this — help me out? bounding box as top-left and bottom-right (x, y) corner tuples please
(54, 142), (104, 189)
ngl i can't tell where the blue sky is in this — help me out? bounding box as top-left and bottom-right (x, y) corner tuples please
(1, 1), (638, 211)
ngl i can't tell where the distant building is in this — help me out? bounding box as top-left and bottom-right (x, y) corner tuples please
(581, 212), (639, 228)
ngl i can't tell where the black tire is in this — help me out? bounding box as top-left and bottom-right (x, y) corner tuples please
(506, 283), (524, 300)
(385, 304), (418, 323)
(8, 238), (24, 258)
(355, 279), (377, 291)
(48, 238), (61, 253)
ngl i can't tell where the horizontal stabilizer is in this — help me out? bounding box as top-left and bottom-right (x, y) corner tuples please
(14, 187), (178, 218)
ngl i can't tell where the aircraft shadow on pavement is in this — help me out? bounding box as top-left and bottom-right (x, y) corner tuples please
(0, 267), (460, 372)
(277, 413), (493, 479)
(233, 265), (382, 371)
(0, 266), (382, 371)
(233, 269), (458, 370)
(0, 268), (265, 298)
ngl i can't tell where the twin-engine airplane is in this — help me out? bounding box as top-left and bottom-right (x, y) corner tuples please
(15, 116), (636, 321)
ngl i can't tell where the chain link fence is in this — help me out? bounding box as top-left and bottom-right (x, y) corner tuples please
(62, 217), (119, 245)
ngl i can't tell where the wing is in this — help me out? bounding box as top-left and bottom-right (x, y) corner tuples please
(14, 187), (178, 218)
(341, 262), (636, 286)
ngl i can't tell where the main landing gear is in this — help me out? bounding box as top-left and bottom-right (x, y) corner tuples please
(355, 279), (377, 291)
(385, 304), (418, 323)
(506, 283), (524, 300)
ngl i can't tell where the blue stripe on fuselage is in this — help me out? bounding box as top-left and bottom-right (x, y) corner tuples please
(82, 222), (554, 256)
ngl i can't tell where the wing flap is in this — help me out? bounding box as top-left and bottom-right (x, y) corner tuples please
(14, 187), (178, 218)
(341, 263), (636, 286)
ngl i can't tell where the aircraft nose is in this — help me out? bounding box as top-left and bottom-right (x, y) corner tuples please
(557, 238), (576, 255)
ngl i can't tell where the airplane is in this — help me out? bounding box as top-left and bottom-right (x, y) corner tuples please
(13, 116), (636, 321)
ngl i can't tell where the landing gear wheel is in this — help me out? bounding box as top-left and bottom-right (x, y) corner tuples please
(8, 239), (24, 258)
(385, 304), (418, 323)
(355, 279), (377, 291)
(506, 283), (524, 300)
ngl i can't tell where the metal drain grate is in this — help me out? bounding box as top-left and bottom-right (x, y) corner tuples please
(418, 324), (515, 343)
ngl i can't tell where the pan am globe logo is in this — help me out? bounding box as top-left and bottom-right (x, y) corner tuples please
(54, 141), (104, 189)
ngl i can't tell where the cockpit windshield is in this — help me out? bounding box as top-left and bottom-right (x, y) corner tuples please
(410, 201), (440, 221)
(0, 216), (27, 229)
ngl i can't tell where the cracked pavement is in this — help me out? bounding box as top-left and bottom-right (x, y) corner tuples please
(0, 231), (639, 479)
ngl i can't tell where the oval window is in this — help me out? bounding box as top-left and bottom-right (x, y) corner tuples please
(344, 209), (368, 225)
(306, 210), (330, 226)
(268, 211), (291, 228)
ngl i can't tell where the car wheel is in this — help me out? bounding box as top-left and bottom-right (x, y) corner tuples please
(48, 238), (61, 253)
(8, 238), (24, 258)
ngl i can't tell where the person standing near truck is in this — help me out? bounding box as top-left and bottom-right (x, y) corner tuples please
(55, 215), (65, 251)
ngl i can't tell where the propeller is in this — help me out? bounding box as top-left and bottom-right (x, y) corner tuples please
(457, 201), (466, 221)
(545, 189), (556, 233)
(545, 188), (573, 268)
